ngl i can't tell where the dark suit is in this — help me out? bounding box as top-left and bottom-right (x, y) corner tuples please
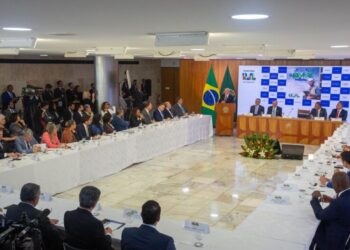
(310, 108), (327, 119)
(329, 109), (348, 121)
(6, 202), (63, 250)
(163, 109), (174, 119)
(54, 87), (67, 115)
(63, 108), (74, 123)
(141, 109), (153, 124)
(0, 141), (9, 159)
(310, 189), (350, 250)
(42, 90), (54, 102)
(1, 91), (16, 110)
(172, 103), (187, 117)
(112, 116), (129, 131)
(73, 111), (84, 125)
(76, 123), (91, 141)
(153, 109), (164, 122)
(64, 208), (113, 250)
(267, 106), (282, 117)
(249, 105), (265, 116)
(219, 93), (235, 103)
(130, 115), (143, 128)
(121, 224), (175, 250)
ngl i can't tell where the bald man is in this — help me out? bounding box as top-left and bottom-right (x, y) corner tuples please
(310, 172), (350, 250)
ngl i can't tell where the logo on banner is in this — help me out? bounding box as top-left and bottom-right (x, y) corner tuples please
(241, 69), (257, 84)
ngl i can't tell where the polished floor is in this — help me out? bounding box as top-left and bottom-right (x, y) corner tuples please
(57, 137), (318, 231)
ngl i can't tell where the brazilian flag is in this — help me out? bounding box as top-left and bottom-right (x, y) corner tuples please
(201, 66), (220, 126)
(220, 66), (235, 95)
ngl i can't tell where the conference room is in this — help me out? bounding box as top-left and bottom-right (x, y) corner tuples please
(1, 1), (350, 250)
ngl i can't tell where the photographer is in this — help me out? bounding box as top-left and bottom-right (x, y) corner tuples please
(6, 183), (63, 250)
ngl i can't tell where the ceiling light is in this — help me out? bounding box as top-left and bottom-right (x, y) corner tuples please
(232, 14), (269, 20)
(182, 187), (190, 193)
(210, 213), (219, 218)
(232, 193), (239, 199)
(330, 45), (349, 48)
(191, 48), (205, 51)
(40, 54), (48, 57)
(2, 27), (32, 31)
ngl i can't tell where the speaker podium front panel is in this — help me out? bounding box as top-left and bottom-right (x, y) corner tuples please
(216, 103), (235, 136)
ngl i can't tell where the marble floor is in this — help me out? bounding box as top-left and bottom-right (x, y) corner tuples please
(57, 137), (318, 231)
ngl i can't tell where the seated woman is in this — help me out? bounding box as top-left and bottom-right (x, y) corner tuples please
(61, 120), (77, 144)
(9, 113), (27, 136)
(41, 122), (65, 148)
(100, 101), (112, 117)
(130, 108), (144, 128)
(91, 114), (103, 136)
(102, 113), (115, 134)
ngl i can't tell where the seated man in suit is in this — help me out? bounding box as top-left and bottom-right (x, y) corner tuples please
(112, 108), (129, 131)
(310, 101), (327, 119)
(309, 172), (350, 250)
(63, 102), (76, 124)
(249, 98), (265, 116)
(15, 128), (41, 154)
(6, 183), (63, 250)
(64, 186), (113, 250)
(163, 102), (175, 119)
(153, 103), (165, 122)
(219, 88), (235, 103)
(141, 101), (154, 124)
(76, 114), (93, 141)
(329, 101), (348, 121)
(172, 97), (188, 117)
(320, 151), (350, 188)
(121, 200), (175, 250)
(267, 100), (282, 117)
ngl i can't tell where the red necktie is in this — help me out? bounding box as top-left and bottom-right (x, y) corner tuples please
(336, 110), (340, 118)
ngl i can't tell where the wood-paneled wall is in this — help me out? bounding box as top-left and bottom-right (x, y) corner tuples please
(179, 59), (350, 113)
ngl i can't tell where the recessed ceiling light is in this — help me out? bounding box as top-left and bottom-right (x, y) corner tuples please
(330, 45), (349, 48)
(40, 54), (48, 57)
(2, 27), (32, 31)
(191, 48), (205, 51)
(232, 14), (269, 20)
(210, 213), (219, 218)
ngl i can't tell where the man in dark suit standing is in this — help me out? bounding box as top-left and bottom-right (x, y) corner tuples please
(54, 80), (67, 116)
(6, 183), (63, 250)
(63, 102), (76, 124)
(329, 101), (348, 121)
(1, 84), (17, 110)
(267, 100), (282, 117)
(309, 172), (350, 250)
(219, 88), (235, 103)
(64, 186), (113, 250)
(121, 200), (175, 250)
(153, 103), (165, 122)
(310, 102), (327, 119)
(249, 98), (265, 116)
(163, 102), (175, 119)
(172, 97), (188, 117)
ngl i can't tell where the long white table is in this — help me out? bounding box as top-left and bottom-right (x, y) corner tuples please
(0, 115), (213, 194)
(231, 123), (350, 249)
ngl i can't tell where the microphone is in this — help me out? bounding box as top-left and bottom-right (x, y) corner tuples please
(286, 108), (294, 117)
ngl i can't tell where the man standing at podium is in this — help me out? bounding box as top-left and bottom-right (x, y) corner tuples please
(310, 102), (327, 119)
(267, 100), (282, 117)
(219, 88), (235, 104)
(329, 101), (348, 121)
(249, 98), (265, 116)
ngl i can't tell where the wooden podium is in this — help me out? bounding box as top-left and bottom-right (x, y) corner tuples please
(216, 103), (236, 136)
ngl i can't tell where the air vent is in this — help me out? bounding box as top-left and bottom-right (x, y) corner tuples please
(118, 60), (139, 65)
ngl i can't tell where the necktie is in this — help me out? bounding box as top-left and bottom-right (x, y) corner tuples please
(317, 110), (320, 117)
(272, 108), (276, 117)
(254, 106), (258, 115)
(337, 110), (340, 118)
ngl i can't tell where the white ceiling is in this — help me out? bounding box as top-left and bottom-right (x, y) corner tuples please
(1, 0), (350, 59)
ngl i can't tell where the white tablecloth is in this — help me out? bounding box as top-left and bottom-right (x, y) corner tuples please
(231, 123), (350, 249)
(0, 115), (213, 194)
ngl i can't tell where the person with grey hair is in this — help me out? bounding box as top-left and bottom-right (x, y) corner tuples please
(112, 108), (129, 131)
(14, 128), (40, 154)
(64, 186), (113, 250)
(6, 183), (63, 250)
